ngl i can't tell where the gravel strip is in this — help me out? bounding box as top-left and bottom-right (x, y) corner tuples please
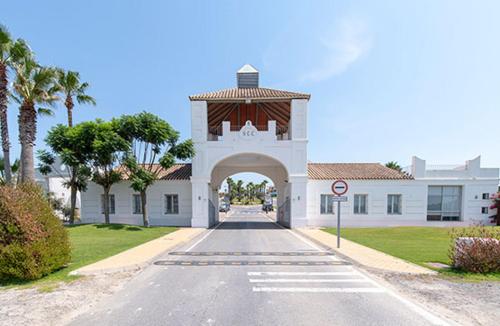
(369, 270), (500, 326)
(0, 271), (137, 326)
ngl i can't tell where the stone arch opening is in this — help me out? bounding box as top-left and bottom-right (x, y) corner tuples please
(209, 153), (291, 227)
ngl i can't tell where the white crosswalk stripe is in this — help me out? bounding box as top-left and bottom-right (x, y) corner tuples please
(248, 269), (384, 293)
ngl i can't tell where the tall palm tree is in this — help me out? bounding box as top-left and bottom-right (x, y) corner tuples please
(12, 58), (58, 182)
(0, 25), (30, 184)
(235, 179), (244, 202)
(56, 69), (95, 127)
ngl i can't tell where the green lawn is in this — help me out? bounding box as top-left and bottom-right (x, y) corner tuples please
(1, 224), (177, 289)
(323, 227), (500, 281)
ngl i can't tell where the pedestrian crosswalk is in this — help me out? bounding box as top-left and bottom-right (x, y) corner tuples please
(248, 270), (385, 293)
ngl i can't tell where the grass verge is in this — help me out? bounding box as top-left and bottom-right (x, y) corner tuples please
(1, 224), (177, 289)
(322, 227), (500, 281)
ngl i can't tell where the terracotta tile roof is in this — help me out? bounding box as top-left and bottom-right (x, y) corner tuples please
(189, 87), (310, 101)
(307, 163), (413, 180)
(118, 163), (412, 181)
(119, 163), (192, 181)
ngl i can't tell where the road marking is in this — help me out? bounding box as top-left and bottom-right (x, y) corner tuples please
(249, 278), (373, 283)
(263, 214), (335, 257)
(252, 287), (385, 293)
(185, 218), (224, 252)
(248, 271), (357, 276)
(154, 260), (349, 266)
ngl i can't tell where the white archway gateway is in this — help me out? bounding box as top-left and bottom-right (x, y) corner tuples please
(189, 65), (310, 228)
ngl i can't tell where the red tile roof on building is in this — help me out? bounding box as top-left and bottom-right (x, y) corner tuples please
(189, 87), (310, 101)
(307, 163), (413, 180)
(119, 163), (192, 181)
(119, 163), (412, 181)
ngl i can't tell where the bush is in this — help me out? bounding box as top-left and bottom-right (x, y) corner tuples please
(0, 183), (71, 281)
(449, 226), (500, 273)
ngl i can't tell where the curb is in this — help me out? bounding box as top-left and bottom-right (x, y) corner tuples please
(295, 228), (436, 275)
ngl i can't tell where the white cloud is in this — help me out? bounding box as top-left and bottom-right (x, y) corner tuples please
(301, 18), (372, 82)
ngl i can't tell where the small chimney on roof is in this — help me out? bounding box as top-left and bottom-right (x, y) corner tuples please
(237, 64), (259, 88)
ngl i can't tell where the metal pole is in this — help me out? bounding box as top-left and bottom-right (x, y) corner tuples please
(337, 198), (341, 248)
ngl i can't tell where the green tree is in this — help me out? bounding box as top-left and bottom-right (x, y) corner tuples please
(246, 182), (255, 202)
(235, 179), (244, 202)
(385, 161), (402, 172)
(38, 123), (96, 224)
(88, 120), (129, 224)
(0, 155), (19, 185)
(226, 177), (234, 201)
(12, 58), (58, 182)
(0, 25), (30, 184)
(55, 69), (96, 127)
(113, 112), (194, 227)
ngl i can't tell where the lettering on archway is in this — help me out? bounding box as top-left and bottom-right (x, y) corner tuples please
(239, 121), (258, 140)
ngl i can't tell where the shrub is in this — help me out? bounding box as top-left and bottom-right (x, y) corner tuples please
(0, 183), (71, 281)
(449, 226), (500, 273)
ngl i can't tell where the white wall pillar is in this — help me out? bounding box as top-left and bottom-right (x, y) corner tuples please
(191, 177), (210, 227)
(289, 175), (308, 228)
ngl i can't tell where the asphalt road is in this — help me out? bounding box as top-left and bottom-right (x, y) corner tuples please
(70, 206), (448, 326)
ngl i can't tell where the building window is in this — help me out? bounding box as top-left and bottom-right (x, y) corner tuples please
(164, 194), (179, 214)
(133, 194), (143, 214)
(100, 194), (115, 214)
(320, 194), (335, 214)
(427, 186), (462, 221)
(482, 193), (490, 200)
(481, 207), (489, 214)
(387, 194), (402, 215)
(353, 194), (368, 214)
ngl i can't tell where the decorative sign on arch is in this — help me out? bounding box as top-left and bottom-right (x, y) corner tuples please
(239, 120), (258, 140)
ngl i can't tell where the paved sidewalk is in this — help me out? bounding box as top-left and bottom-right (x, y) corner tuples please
(297, 228), (435, 275)
(70, 228), (205, 275)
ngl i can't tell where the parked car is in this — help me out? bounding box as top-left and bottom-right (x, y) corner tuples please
(262, 202), (273, 212)
(219, 202), (230, 212)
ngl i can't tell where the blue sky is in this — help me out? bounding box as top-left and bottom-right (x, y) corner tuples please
(3, 1), (500, 185)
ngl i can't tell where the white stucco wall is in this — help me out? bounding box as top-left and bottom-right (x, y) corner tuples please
(81, 180), (192, 226)
(307, 178), (498, 227)
(190, 99), (309, 228)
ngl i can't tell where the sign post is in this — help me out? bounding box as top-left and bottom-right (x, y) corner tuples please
(331, 180), (348, 248)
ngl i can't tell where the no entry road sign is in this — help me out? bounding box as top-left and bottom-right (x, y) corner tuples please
(331, 180), (348, 196)
(331, 180), (349, 249)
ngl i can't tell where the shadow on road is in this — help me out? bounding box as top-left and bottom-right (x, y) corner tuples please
(218, 221), (281, 230)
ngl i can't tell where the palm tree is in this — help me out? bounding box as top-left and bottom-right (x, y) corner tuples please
(0, 25), (30, 184)
(12, 58), (58, 182)
(385, 161), (402, 172)
(226, 177), (235, 202)
(246, 182), (255, 202)
(56, 69), (95, 127)
(235, 180), (244, 202)
(0, 155), (19, 185)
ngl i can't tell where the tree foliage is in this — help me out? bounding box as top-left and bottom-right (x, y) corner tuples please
(112, 112), (194, 226)
(385, 161), (402, 172)
(38, 123), (96, 223)
(55, 69), (96, 127)
(11, 57), (59, 182)
(88, 120), (129, 224)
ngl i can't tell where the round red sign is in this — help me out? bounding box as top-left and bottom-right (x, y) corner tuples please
(331, 180), (348, 196)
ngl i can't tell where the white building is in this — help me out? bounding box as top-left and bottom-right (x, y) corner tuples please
(80, 65), (499, 228)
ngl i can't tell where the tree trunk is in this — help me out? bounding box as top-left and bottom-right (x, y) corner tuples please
(0, 63), (12, 184)
(103, 185), (111, 224)
(18, 102), (37, 183)
(140, 190), (149, 227)
(69, 184), (78, 224)
(65, 95), (74, 127)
